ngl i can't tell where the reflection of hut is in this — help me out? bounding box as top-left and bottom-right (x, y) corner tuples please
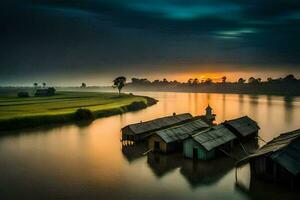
(180, 157), (235, 188)
(147, 152), (182, 178)
(183, 124), (236, 160)
(223, 116), (259, 140)
(235, 174), (300, 200)
(148, 118), (209, 153)
(121, 113), (193, 142)
(236, 129), (300, 188)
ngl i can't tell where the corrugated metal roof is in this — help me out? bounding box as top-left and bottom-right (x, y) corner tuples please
(236, 129), (300, 175)
(271, 139), (300, 176)
(122, 113), (193, 135)
(223, 116), (259, 137)
(192, 124), (236, 151)
(155, 118), (209, 143)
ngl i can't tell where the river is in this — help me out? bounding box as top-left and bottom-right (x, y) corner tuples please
(0, 92), (299, 199)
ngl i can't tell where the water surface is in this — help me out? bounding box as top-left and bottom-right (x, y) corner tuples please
(0, 92), (299, 199)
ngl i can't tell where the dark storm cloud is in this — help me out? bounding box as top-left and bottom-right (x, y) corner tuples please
(0, 0), (300, 84)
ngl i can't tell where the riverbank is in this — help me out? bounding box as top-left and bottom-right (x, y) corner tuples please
(0, 91), (158, 132)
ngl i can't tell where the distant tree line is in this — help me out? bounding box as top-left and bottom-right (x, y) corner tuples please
(33, 82), (47, 88)
(126, 74), (300, 96)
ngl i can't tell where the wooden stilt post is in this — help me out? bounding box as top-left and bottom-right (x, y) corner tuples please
(235, 167), (238, 183)
(290, 176), (294, 191)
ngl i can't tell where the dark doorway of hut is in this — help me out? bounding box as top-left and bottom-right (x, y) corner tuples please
(193, 148), (198, 160)
(154, 141), (160, 152)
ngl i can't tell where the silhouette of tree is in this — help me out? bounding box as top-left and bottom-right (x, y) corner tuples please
(222, 76), (227, 83)
(248, 77), (261, 84)
(187, 78), (193, 85)
(267, 77), (273, 82)
(153, 80), (160, 84)
(205, 78), (213, 84)
(283, 74), (296, 82)
(113, 76), (126, 95)
(248, 77), (256, 84)
(42, 82), (46, 88)
(81, 83), (87, 88)
(192, 78), (199, 85)
(136, 78), (150, 85)
(238, 78), (246, 84)
(33, 83), (38, 88)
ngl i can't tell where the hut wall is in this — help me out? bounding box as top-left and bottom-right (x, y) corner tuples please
(250, 156), (295, 183)
(198, 146), (215, 160)
(240, 131), (258, 142)
(183, 139), (215, 160)
(250, 156), (267, 176)
(149, 135), (168, 153)
(183, 138), (194, 159)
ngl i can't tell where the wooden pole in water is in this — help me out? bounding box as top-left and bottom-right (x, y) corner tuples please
(235, 167), (238, 183)
(239, 141), (249, 155)
(143, 148), (153, 155)
(257, 135), (267, 143)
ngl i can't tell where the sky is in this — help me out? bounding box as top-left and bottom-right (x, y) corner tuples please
(1, 0), (300, 86)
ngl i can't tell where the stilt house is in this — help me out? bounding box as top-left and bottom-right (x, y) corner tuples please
(236, 129), (300, 188)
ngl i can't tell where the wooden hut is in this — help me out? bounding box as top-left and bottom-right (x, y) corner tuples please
(148, 118), (209, 153)
(35, 87), (56, 97)
(183, 124), (237, 160)
(236, 129), (300, 187)
(121, 113), (193, 142)
(223, 116), (259, 140)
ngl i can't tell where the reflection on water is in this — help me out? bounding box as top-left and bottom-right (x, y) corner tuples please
(122, 142), (148, 163)
(235, 169), (300, 200)
(180, 156), (235, 188)
(284, 96), (294, 124)
(147, 152), (182, 178)
(0, 92), (300, 199)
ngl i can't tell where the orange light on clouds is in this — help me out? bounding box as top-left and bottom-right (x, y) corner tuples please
(167, 72), (227, 82)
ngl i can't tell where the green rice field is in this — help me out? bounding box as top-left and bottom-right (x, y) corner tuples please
(0, 91), (156, 131)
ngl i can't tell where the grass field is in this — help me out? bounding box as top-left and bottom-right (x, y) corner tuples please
(0, 91), (157, 131)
